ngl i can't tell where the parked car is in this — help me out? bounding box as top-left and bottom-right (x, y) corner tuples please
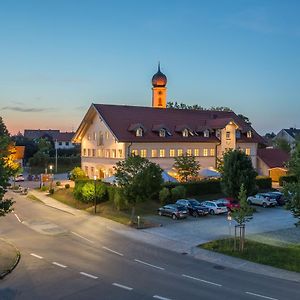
(176, 199), (209, 217)
(158, 204), (189, 220)
(247, 194), (277, 207)
(264, 191), (285, 206)
(215, 198), (240, 211)
(14, 174), (25, 182)
(201, 201), (228, 215)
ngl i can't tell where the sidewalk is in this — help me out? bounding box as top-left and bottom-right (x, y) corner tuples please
(0, 238), (20, 279)
(29, 190), (300, 283)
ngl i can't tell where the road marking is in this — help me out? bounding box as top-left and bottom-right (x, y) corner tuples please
(79, 272), (98, 279)
(153, 296), (172, 300)
(245, 292), (279, 300)
(102, 246), (124, 256)
(182, 274), (222, 287)
(134, 259), (165, 270)
(112, 283), (133, 291)
(71, 231), (94, 243)
(30, 253), (43, 259)
(52, 262), (67, 268)
(14, 213), (22, 223)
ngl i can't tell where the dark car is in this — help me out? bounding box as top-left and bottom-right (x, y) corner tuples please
(175, 199), (209, 217)
(158, 204), (188, 220)
(264, 192), (285, 206)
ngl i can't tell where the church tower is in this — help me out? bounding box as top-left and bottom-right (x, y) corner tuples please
(151, 63), (167, 108)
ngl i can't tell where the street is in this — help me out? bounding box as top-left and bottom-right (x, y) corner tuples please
(0, 191), (299, 300)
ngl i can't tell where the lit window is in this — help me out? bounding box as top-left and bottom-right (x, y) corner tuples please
(203, 149), (208, 156)
(226, 132), (230, 139)
(245, 148), (251, 155)
(83, 148), (86, 156)
(105, 131), (109, 139)
(118, 149), (123, 158)
(182, 129), (189, 137)
(210, 148), (215, 156)
(187, 149), (192, 156)
(92, 149), (96, 157)
(140, 149), (147, 158)
(194, 149), (199, 156)
(136, 128), (143, 137)
(247, 131), (252, 138)
(204, 130), (210, 138)
(177, 149), (183, 156)
(93, 132), (96, 140)
(151, 149), (157, 157)
(84, 166), (88, 175)
(159, 129), (166, 137)
(112, 149), (116, 158)
(87, 149), (91, 156)
(105, 149), (110, 158)
(169, 149), (175, 157)
(97, 149), (102, 157)
(159, 149), (165, 157)
(131, 149), (138, 156)
(98, 131), (103, 145)
(87, 133), (91, 140)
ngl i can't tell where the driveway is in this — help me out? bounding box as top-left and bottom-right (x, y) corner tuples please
(143, 206), (296, 245)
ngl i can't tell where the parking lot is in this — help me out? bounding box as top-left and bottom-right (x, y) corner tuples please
(143, 205), (296, 245)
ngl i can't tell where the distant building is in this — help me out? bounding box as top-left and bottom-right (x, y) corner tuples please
(274, 128), (300, 151)
(54, 132), (76, 149)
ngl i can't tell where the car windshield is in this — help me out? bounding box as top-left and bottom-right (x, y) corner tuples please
(189, 200), (200, 206)
(217, 203), (226, 207)
(177, 206), (186, 211)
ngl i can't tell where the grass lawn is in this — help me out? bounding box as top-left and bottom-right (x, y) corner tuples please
(201, 238), (300, 273)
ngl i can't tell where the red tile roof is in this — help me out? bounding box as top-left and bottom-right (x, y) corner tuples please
(56, 132), (75, 142)
(257, 148), (290, 168)
(92, 104), (265, 144)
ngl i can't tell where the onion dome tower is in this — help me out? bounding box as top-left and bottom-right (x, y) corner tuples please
(152, 63), (167, 108)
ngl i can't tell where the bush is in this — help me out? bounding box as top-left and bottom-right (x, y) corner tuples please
(69, 167), (88, 181)
(113, 188), (128, 211)
(65, 184), (70, 189)
(255, 176), (272, 190)
(73, 179), (107, 203)
(171, 186), (186, 201)
(56, 181), (61, 186)
(41, 185), (48, 192)
(107, 186), (115, 203)
(159, 187), (170, 205)
(279, 175), (298, 186)
(49, 188), (54, 194)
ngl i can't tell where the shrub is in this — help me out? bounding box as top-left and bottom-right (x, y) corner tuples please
(69, 167), (87, 181)
(279, 175), (298, 186)
(171, 186), (186, 201)
(41, 185), (48, 192)
(159, 187), (170, 205)
(81, 182), (95, 203)
(73, 179), (107, 203)
(49, 188), (54, 194)
(56, 181), (61, 186)
(113, 188), (127, 211)
(65, 184), (70, 189)
(255, 176), (272, 190)
(107, 186), (115, 202)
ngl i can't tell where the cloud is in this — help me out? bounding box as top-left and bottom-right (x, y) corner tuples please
(1, 106), (49, 112)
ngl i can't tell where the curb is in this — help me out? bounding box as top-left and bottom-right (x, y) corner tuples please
(0, 239), (21, 279)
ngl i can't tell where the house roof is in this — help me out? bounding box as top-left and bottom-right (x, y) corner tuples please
(24, 129), (60, 140)
(284, 128), (300, 139)
(56, 132), (75, 142)
(257, 148), (290, 168)
(74, 104), (265, 144)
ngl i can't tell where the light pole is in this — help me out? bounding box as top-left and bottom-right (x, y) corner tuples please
(49, 165), (53, 189)
(55, 139), (58, 173)
(93, 175), (97, 214)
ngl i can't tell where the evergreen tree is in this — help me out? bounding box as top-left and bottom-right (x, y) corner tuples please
(173, 153), (200, 182)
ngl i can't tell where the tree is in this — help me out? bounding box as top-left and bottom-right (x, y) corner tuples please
(283, 183), (300, 226)
(237, 114), (251, 126)
(220, 149), (257, 199)
(273, 138), (291, 154)
(69, 167), (87, 181)
(29, 138), (52, 167)
(287, 143), (300, 180)
(173, 154), (200, 182)
(166, 101), (232, 112)
(114, 155), (163, 221)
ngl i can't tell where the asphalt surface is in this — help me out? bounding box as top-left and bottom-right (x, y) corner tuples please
(0, 191), (299, 300)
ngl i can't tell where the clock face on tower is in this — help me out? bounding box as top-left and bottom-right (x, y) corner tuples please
(158, 91), (163, 95)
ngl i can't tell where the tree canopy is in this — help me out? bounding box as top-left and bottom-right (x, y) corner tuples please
(273, 138), (291, 154)
(287, 143), (300, 180)
(173, 154), (200, 182)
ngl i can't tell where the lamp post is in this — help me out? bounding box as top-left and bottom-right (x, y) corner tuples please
(55, 139), (58, 173)
(93, 175), (97, 214)
(49, 165), (53, 189)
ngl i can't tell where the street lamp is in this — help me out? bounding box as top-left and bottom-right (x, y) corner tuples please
(49, 165), (53, 189)
(93, 175), (97, 214)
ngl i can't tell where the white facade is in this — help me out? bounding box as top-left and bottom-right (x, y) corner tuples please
(54, 140), (75, 150)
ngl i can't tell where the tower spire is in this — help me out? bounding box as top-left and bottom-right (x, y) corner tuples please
(158, 61), (161, 72)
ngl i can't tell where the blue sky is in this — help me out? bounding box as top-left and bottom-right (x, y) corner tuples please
(0, 0), (299, 134)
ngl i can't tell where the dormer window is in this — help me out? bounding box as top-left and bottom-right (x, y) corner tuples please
(204, 130), (210, 138)
(247, 130), (252, 138)
(182, 129), (189, 137)
(215, 129), (221, 139)
(159, 129), (166, 137)
(136, 128), (143, 137)
(236, 130), (241, 139)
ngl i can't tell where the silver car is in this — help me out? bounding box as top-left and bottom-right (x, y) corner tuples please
(201, 201), (228, 215)
(247, 194), (277, 208)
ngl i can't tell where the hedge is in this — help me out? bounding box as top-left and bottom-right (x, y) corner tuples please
(279, 175), (298, 186)
(255, 176), (272, 190)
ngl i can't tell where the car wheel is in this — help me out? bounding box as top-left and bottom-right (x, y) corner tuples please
(192, 211), (198, 218)
(158, 211), (162, 216)
(172, 214), (177, 220)
(209, 209), (215, 215)
(262, 202), (267, 208)
(248, 200), (252, 205)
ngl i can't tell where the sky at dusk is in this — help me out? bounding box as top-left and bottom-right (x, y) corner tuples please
(0, 0), (299, 135)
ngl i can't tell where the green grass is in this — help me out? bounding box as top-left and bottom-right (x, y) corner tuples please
(201, 238), (300, 273)
(26, 194), (43, 203)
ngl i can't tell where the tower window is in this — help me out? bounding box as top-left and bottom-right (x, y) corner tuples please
(136, 128), (143, 137)
(159, 129), (166, 137)
(247, 130), (252, 138)
(182, 129), (189, 137)
(204, 130), (210, 138)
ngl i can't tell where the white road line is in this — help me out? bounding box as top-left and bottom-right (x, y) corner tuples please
(52, 262), (67, 268)
(245, 292), (279, 300)
(134, 259), (165, 270)
(30, 253), (43, 259)
(112, 283), (133, 291)
(102, 246), (124, 256)
(153, 295), (172, 300)
(71, 231), (94, 243)
(182, 274), (222, 287)
(14, 213), (22, 223)
(79, 272), (98, 279)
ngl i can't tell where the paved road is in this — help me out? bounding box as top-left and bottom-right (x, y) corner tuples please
(0, 192), (299, 300)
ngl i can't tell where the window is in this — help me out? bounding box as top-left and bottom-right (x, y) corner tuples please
(151, 149), (157, 157)
(210, 148), (215, 156)
(66, 142), (70, 146)
(118, 149), (123, 158)
(203, 149), (208, 156)
(92, 149), (96, 157)
(105, 131), (109, 140)
(93, 132), (96, 140)
(182, 129), (189, 137)
(226, 132), (231, 140)
(177, 149), (183, 156)
(58, 141), (62, 146)
(245, 148), (251, 155)
(247, 130), (252, 138)
(83, 148), (86, 156)
(111, 149), (116, 158)
(136, 128), (143, 137)
(194, 149), (199, 156)
(91, 167), (94, 175)
(204, 130), (210, 138)
(216, 129), (221, 139)
(98, 131), (103, 146)
(87, 133), (91, 140)
(84, 166), (88, 175)
(187, 149), (192, 156)
(87, 149), (91, 156)
(131, 149), (138, 156)
(140, 149), (147, 158)
(97, 149), (102, 157)
(159, 129), (166, 137)
(159, 149), (165, 157)
(105, 149), (110, 158)
(169, 149), (175, 157)
(236, 131), (241, 139)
